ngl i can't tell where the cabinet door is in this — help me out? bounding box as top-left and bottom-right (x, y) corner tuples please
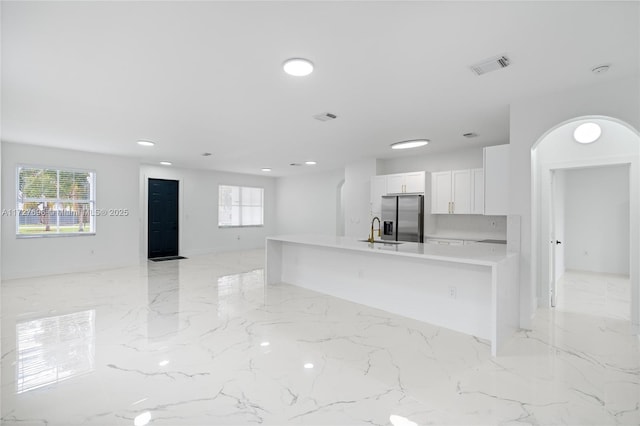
(370, 175), (387, 215)
(404, 172), (425, 193)
(386, 174), (405, 194)
(471, 168), (484, 215)
(431, 171), (452, 214)
(484, 145), (509, 215)
(451, 169), (471, 214)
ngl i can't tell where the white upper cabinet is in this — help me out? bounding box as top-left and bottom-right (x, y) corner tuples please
(431, 171), (453, 214)
(471, 168), (484, 215)
(431, 169), (484, 214)
(451, 169), (471, 214)
(370, 171), (426, 214)
(386, 174), (405, 194)
(385, 171), (425, 194)
(483, 145), (509, 215)
(404, 172), (426, 193)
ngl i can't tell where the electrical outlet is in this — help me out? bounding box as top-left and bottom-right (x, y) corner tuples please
(448, 286), (457, 299)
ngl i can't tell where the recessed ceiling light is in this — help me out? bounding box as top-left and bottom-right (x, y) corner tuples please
(390, 139), (429, 150)
(305, 161), (317, 165)
(137, 140), (155, 147)
(260, 341), (270, 347)
(261, 168), (272, 172)
(573, 122), (602, 144)
(158, 360), (170, 367)
(283, 58), (314, 76)
(160, 161), (172, 166)
(304, 363), (314, 369)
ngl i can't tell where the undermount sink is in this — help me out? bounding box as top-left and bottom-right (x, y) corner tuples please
(359, 239), (404, 245)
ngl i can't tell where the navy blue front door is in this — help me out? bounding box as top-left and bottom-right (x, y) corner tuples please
(148, 179), (179, 259)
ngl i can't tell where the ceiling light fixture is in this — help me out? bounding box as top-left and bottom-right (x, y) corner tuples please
(592, 64), (611, 74)
(573, 122), (602, 144)
(283, 58), (314, 76)
(390, 139), (429, 150)
(304, 363), (314, 369)
(260, 341), (270, 347)
(160, 161), (172, 166)
(261, 168), (272, 172)
(304, 161), (317, 165)
(137, 140), (155, 147)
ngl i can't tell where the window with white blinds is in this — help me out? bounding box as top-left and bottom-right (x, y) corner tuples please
(16, 166), (96, 236)
(218, 185), (264, 227)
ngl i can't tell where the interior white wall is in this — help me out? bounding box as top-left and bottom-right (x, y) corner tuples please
(1, 142), (140, 279)
(379, 147), (484, 175)
(511, 74), (640, 329)
(344, 158), (378, 238)
(139, 164), (276, 259)
(564, 165), (630, 275)
(553, 170), (566, 281)
(274, 168), (344, 236)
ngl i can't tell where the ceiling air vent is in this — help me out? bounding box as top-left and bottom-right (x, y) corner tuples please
(313, 112), (338, 122)
(470, 55), (510, 76)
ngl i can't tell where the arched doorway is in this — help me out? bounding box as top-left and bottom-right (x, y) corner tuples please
(531, 116), (640, 332)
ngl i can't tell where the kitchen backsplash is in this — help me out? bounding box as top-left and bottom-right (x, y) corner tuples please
(430, 215), (507, 239)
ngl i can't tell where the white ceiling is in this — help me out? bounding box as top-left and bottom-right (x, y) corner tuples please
(2, 1), (639, 176)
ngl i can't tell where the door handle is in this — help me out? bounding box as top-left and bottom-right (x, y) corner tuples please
(555, 240), (562, 245)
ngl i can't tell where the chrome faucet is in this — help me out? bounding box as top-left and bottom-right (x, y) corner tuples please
(368, 216), (381, 243)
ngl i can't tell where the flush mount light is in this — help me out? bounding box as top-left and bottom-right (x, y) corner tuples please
(261, 168), (272, 172)
(137, 140), (155, 147)
(573, 122), (602, 144)
(160, 161), (172, 166)
(304, 161), (317, 165)
(592, 64), (611, 74)
(283, 58), (314, 76)
(390, 139), (429, 150)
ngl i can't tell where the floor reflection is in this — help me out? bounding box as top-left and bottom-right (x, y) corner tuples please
(147, 261), (180, 340)
(16, 309), (95, 394)
(217, 269), (264, 318)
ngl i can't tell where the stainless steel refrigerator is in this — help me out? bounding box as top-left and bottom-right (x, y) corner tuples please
(381, 195), (424, 242)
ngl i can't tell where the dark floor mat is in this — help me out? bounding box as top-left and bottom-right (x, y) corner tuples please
(149, 256), (187, 262)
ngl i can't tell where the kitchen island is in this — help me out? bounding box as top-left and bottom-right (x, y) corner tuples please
(266, 235), (519, 355)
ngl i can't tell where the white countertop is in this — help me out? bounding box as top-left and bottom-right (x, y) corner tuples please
(267, 234), (515, 267)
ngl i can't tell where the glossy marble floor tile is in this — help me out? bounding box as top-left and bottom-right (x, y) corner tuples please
(1, 251), (638, 425)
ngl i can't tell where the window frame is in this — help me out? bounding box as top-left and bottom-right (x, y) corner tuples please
(16, 164), (97, 238)
(217, 184), (264, 228)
